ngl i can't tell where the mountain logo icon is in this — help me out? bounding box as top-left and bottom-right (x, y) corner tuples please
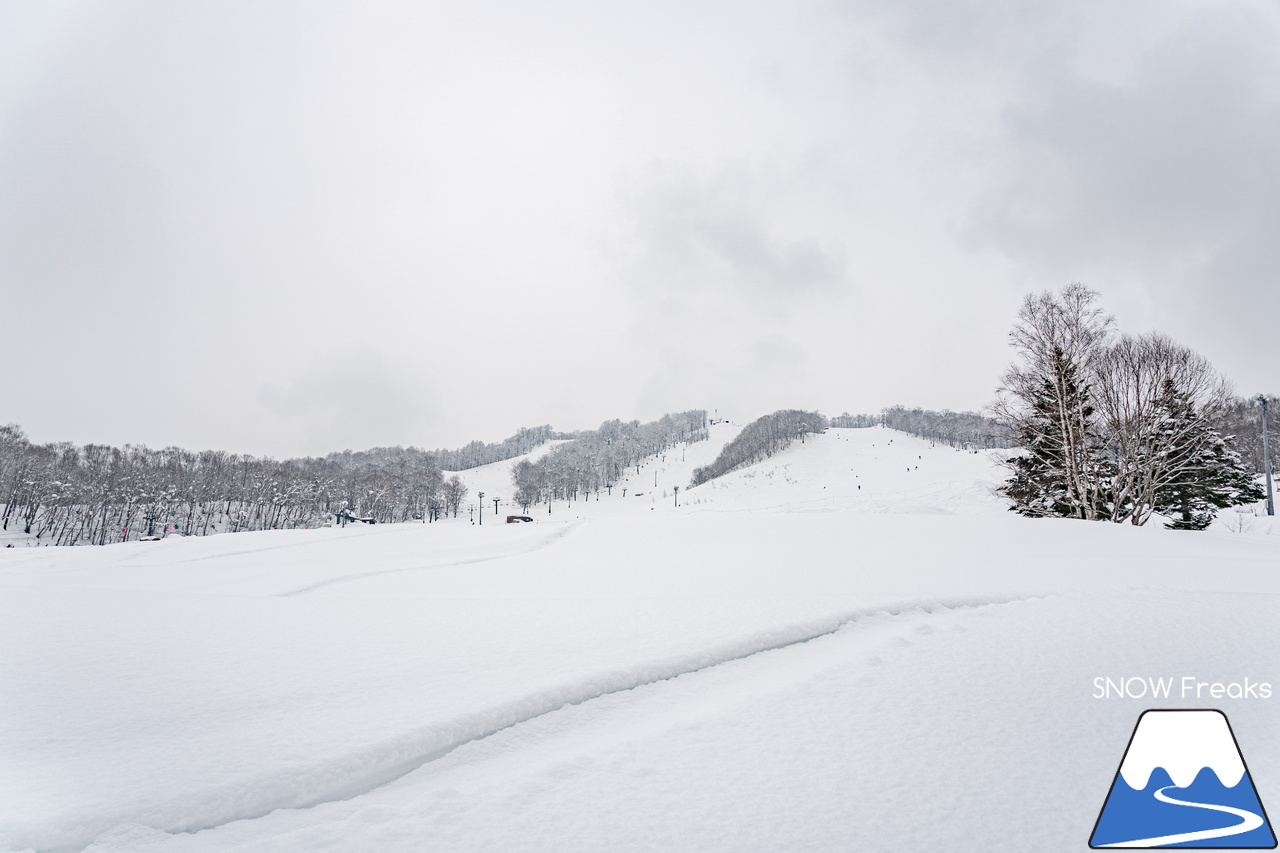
(1090, 709), (1276, 848)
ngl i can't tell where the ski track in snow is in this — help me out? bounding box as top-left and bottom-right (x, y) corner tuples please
(103, 531), (374, 570)
(14, 428), (1276, 853)
(274, 523), (581, 597)
(143, 592), (1051, 847)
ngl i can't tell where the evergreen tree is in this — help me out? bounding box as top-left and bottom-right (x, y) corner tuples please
(1000, 347), (1111, 519)
(993, 285), (1115, 521)
(1152, 380), (1265, 530)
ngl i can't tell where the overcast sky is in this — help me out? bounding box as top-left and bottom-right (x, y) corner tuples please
(2, 0), (1277, 458)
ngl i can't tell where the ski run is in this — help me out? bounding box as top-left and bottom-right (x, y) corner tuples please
(3, 423), (1278, 852)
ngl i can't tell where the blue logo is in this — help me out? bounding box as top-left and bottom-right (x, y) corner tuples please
(1090, 709), (1276, 848)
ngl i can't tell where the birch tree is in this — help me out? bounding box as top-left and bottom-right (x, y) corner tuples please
(991, 283), (1115, 520)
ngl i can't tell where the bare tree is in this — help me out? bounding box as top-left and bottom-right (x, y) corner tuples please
(0, 429), (449, 543)
(443, 475), (467, 518)
(1092, 332), (1234, 525)
(508, 411), (708, 508)
(433, 425), (562, 471)
(690, 410), (827, 486)
(1212, 394), (1279, 475)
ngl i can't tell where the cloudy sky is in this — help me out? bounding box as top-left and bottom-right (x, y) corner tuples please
(2, 0), (1277, 458)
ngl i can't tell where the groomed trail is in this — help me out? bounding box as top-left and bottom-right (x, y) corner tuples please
(2, 426), (1278, 853)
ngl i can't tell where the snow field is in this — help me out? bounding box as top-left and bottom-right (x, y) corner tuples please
(3, 426), (1279, 852)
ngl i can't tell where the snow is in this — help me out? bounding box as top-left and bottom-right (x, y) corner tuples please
(439, 438), (570, 516)
(2, 426), (1279, 853)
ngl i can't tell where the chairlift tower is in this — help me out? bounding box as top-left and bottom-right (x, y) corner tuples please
(1259, 395), (1274, 516)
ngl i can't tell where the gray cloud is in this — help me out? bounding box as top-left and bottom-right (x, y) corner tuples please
(3, 0), (1277, 457)
(620, 163), (847, 301)
(257, 347), (441, 456)
(614, 161), (854, 421)
(967, 7), (1280, 267)
(955, 2), (1280, 392)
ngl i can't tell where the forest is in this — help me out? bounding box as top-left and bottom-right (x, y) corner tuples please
(690, 410), (827, 486)
(510, 411), (708, 510)
(829, 408), (1012, 448)
(0, 412), (705, 545)
(0, 428), (443, 544)
(430, 425), (574, 471)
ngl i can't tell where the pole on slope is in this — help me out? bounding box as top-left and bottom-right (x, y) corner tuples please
(1259, 395), (1275, 516)
(478, 492), (485, 525)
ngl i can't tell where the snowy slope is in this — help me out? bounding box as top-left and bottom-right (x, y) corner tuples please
(440, 420), (739, 519)
(440, 439), (568, 517)
(683, 424), (1010, 515)
(2, 426), (1279, 853)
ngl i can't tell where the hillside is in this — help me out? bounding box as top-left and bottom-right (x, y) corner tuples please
(1, 426), (1278, 852)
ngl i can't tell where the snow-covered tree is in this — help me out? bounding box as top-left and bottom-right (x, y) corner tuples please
(690, 410), (827, 486)
(999, 349), (1111, 518)
(1092, 332), (1233, 525)
(880, 406), (1013, 448)
(443, 475), (467, 518)
(432, 426), (563, 471)
(511, 459), (543, 512)
(1211, 394), (1279, 476)
(993, 286), (1264, 530)
(992, 284), (1114, 520)
(508, 411), (708, 509)
(1151, 380), (1264, 530)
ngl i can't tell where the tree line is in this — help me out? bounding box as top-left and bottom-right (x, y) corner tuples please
(992, 284), (1268, 529)
(1210, 395), (1279, 476)
(0, 430), (452, 545)
(690, 410), (827, 487)
(829, 412), (880, 429)
(432, 425), (574, 471)
(0, 423), (580, 544)
(511, 411), (708, 510)
(0, 413), (713, 543)
(829, 408), (1013, 448)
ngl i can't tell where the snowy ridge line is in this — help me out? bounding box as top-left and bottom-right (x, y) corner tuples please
(99, 592), (1053, 850)
(275, 523), (581, 597)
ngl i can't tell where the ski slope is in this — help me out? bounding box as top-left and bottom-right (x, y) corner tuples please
(440, 421), (740, 520)
(2, 426), (1278, 852)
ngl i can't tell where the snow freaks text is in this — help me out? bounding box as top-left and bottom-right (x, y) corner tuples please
(1093, 677), (1273, 700)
